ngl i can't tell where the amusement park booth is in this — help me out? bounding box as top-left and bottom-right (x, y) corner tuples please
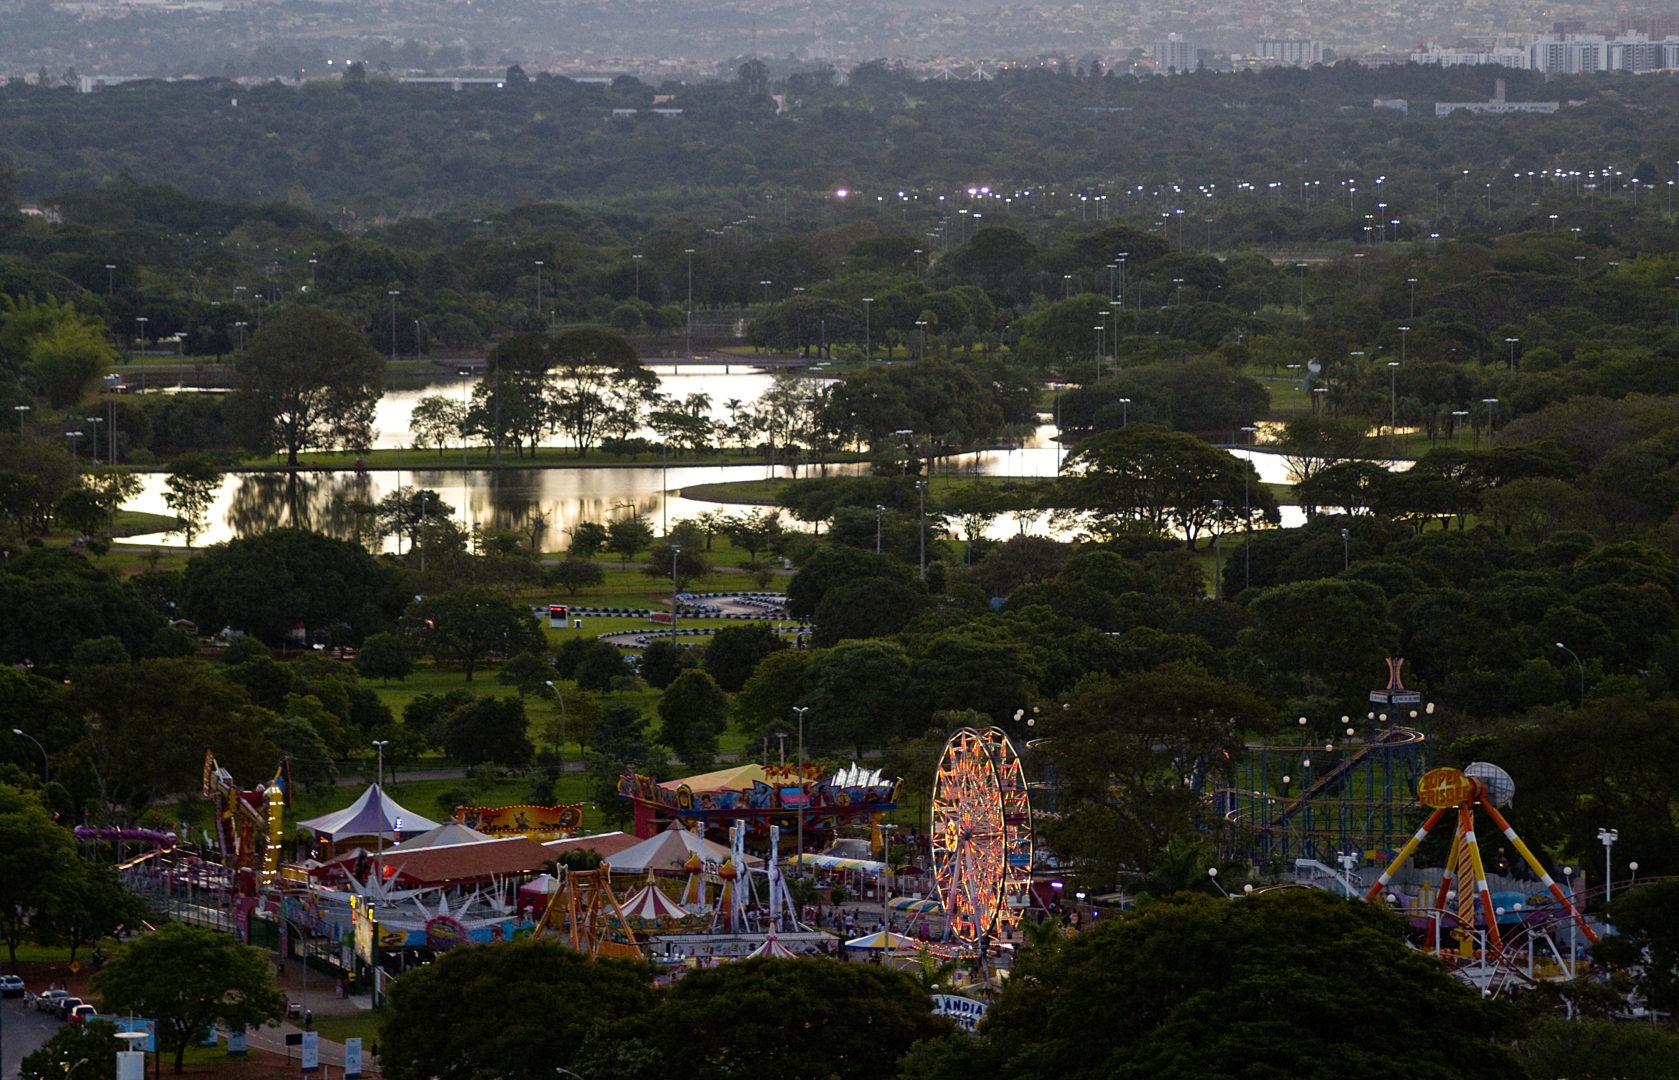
(617, 762), (898, 847)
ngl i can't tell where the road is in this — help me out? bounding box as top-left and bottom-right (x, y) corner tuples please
(1, 999), (61, 1080)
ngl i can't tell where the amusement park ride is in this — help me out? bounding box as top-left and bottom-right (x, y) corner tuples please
(929, 727), (1035, 948)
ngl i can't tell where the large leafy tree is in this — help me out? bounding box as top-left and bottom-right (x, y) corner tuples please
(907, 891), (1522, 1080)
(1062, 424), (1262, 548)
(91, 922), (285, 1074)
(638, 958), (950, 1080)
(0, 295), (116, 408)
(656, 668), (730, 768)
(161, 453), (222, 548)
(548, 328), (653, 455)
(408, 585), (546, 681)
(228, 305), (385, 466)
(180, 527), (409, 647)
(379, 941), (657, 1080)
(1034, 664), (1264, 881)
(0, 783), (78, 965)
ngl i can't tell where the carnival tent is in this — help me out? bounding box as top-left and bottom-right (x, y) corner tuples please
(298, 785), (440, 850)
(619, 884), (692, 921)
(657, 764), (775, 793)
(747, 930), (798, 959)
(519, 873), (561, 896)
(887, 896), (942, 913)
(389, 820), (493, 851)
(843, 929), (922, 952)
(609, 823), (763, 876)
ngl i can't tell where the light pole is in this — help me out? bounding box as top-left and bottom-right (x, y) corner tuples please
(685, 248), (695, 359)
(915, 320), (928, 361)
(792, 705), (810, 861)
(1093, 324), (1105, 373)
(11, 728), (47, 785)
(1554, 642), (1585, 707)
(233, 320), (247, 353)
(85, 416), (104, 464)
(544, 681), (569, 772)
(1387, 361), (1400, 455)
(65, 429), (84, 466)
(1406, 277), (1417, 318)
(1482, 397), (1499, 445)
(760, 279), (772, 306)
(135, 316), (148, 353)
(1396, 325), (1409, 364)
(874, 504), (884, 555)
(1118, 397), (1130, 427)
(1116, 252), (1127, 309)
(669, 544), (682, 644)
(862, 297), (873, 361)
(371, 738), (389, 887)
(1341, 527), (1350, 570)
(387, 290), (400, 363)
(13, 404), (28, 435)
(105, 263), (115, 295)
(1504, 337), (1519, 370)
(633, 253), (643, 300)
(1296, 262), (1308, 315)
(1210, 499), (1223, 600)
(915, 480), (927, 581)
(533, 260), (543, 320)
(1598, 828), (1618, 902)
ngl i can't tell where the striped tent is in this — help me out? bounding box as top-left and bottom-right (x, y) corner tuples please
(619, 884), (691, 922)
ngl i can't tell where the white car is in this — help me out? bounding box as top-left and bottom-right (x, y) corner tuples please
(35, 988), (68, 1012)
(0, 974), (24, 998)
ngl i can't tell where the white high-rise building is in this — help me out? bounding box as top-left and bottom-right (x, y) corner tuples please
(1257, 40), (1324, 67)
(1153, 34), (1198, 73)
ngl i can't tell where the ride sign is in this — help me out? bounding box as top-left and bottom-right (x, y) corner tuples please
(931, 994), (989, 1031)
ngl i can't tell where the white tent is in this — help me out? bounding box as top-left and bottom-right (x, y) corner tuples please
(519, 873), (562, 897)
(297, 785), (441, 846)
(389, 820), (494, 851)
(609, 824), (762, 875)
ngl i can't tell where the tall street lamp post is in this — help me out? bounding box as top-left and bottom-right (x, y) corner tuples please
(387, 290), (400, 363)
(1554, 641), (1585, 707)
(915, 480), (927, 580)
(544, 681), (569, 772)
(371, 739), (389, 885)
(1598, 828), (1618, 902)
(792, 706), (810, 861)
(669, 545), (681, 644)
(862, 297), (873, 361)
(11, 728), (47, 785)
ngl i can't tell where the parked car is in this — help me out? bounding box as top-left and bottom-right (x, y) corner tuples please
(0, 974), (24, 997)
(35, 989), (68, 1013)
(55, 996), (83, 1020)
(68, 1004), (98, 1026)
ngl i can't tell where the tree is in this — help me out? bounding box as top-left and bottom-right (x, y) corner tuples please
(410, 394), (466, 455)
(606, 514), (654, 565)
(1062, 425), (1264, 548)
(21, 1019), (124, 1080)
(1, 295), (117, 408)
(0, 783), (78, 965)
(639, 637), (695, 690)
(227, 306), (385, 466)
(656, 669), (730, 768)
(733, 648), (813, 742)
(549, 557), (605, 595)
(357, 630), (415, 682)
(408, 586), (546, 681)
(549, 328), (655, 456)
(180, 528), (409, 648)
(802, 639), (916, 752)
(1238, 579), (1398, 703)
(722, 508), (783, 562)
(380, 940), (656, 1080)
(703, 624), (785, 693)
(642, 959), (950, 1079)
(567, 520), (608, 558)
(914, 891), (1521, 1080)
(268, 714), (338, 794)
(92, 922), (285, 1074)
(441, 695), (534, 766)
(31, 860), (148, 961)
(162, 453), (222, 548)
(575, 639), (632, 693)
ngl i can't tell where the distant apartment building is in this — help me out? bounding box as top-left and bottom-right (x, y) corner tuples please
(1413, 32), (1679, 75)
(1256, 39), (1324, 67)
(1153, 34), (1198, 73)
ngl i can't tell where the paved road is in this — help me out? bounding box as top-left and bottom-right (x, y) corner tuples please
(1, 1000), (60, 1080)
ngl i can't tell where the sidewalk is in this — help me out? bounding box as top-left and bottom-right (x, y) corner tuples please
(252, 963), (379, 1076)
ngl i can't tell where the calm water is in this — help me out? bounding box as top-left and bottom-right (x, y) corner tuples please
(121, 368), (1322, 548)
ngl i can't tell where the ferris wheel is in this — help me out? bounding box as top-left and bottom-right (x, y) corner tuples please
(930, 727), (1034, 945)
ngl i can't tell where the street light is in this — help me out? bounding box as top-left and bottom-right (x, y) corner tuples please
(1406, 277), (1417, 318)
(533, 260), (543, 319)
(1598, 828), (1618, 902)
(1505, 337), (1519, 370)
(915, 480), (927, 581)
(387, 290), (401, 363)
(792, 705), (810, 861)
(13, 404), (28, 434)
(1482, 397), (1500, 445)
(544, 681), (569, 773)
(1117, 397), (1131, 427)
(633, 254), (644, 300)
(11, 728), (47, 785)
(685, 248), (696, 359)
(65, 429), (84, 465)
(862, 297), (874, 361)
(874, 504), (884, 555)
(1296, 262), (1308, 314)
(1116, 252), (1127, 309)
(670, 544), (682, 644)
(1554, 642), (1585, 707)
(1396, 325), (1409, 363)
(1210, 499), (1223, 600)
(105, 263), (116, 295)
(1387, 361), (1400, 454)
(371, 739), (389, 887)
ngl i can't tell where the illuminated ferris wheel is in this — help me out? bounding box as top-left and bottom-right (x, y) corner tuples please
(930, 727), (1034, 945)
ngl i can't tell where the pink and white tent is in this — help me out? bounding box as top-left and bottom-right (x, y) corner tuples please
(746, 930), (798, 959)
(620, 884), (691, 922)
